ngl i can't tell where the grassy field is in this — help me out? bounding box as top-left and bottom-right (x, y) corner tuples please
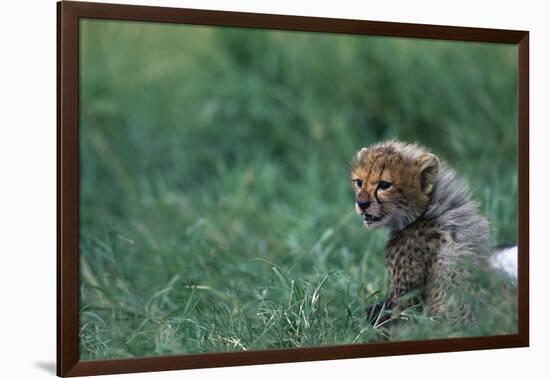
(78, 19), (518, 360)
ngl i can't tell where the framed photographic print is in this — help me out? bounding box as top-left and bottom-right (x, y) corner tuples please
(57, 1), (529, 376)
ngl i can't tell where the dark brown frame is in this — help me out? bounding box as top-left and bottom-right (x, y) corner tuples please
(57, 1), (529, 376)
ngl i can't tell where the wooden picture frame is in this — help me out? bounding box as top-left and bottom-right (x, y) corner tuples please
(57, 1), (529, 376)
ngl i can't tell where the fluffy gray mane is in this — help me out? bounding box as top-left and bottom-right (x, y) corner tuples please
(423, 163), (491, 255)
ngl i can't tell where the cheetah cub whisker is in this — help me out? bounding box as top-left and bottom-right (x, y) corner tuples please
(350, 140), (490, 321)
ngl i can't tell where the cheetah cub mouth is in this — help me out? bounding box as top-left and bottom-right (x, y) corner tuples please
(363, 213), (383, 226)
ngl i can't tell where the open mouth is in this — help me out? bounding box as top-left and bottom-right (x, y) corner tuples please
(363, 213), (383, 224)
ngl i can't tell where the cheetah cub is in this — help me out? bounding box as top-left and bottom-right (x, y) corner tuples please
(350, 140), (490, 321)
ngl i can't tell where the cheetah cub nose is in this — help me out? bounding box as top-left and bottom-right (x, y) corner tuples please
(356, 199), (371, 212)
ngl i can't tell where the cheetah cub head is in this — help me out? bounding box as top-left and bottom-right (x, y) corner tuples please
(350, 140), (439, 230)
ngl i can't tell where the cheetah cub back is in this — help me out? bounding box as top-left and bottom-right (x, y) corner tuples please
(350, 140), (490, 320)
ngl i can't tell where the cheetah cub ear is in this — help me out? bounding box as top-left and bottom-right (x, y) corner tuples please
(356, 147), (368, 159)
(355, 147), (368, 161)
(419, 153), (439, 194)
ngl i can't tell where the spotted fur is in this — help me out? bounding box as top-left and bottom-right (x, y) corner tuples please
(350, 140), (490, 319)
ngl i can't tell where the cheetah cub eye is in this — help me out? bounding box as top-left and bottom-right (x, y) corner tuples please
(352, 179), (363, 188)
(377, 181), (392, 190)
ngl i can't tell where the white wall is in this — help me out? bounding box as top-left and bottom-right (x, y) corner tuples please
(1, 0), (547, 377)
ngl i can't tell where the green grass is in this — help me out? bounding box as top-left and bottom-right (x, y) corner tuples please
(78, 19), (518, 360)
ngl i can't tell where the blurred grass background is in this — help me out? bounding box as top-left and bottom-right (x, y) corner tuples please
(78, 19), (518, 360)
